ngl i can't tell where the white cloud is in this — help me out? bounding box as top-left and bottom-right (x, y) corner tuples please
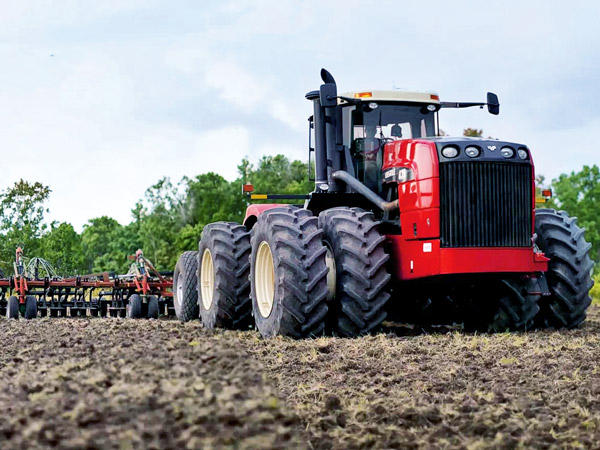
(0, 0), (598, 233)
(204, 60), (268, 113)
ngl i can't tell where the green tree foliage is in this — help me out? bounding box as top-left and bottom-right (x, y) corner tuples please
(185, 172), (246, 225)
(463, 128), (483, 137)
(81, 216), (128, 273)
(41, 222), (84, 275)
(550, 165), (600, 265)
(0, 180), (51, 272)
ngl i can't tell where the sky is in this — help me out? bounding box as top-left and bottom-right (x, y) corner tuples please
(1, 0), (598, 230)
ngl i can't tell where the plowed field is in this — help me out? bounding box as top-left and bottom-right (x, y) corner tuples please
(0, 307), (599, 449)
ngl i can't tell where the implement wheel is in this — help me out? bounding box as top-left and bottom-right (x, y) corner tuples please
(24, 296), (38, 320)
(534, 209), (594, 329)
(198, 222), (252, 329)
(173, 251), (199, 321)
(147, 296), (159, 319)
(6, 296), (19, 319)
(250, 206), (328, 338)
(127, 294), (143, 319)
(318, 207), (391, 336)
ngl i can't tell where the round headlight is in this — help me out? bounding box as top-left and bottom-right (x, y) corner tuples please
(517, 148), (528, 160)
(500, 147), (514, 158)
(368, 102), (379, 109)
(441, 146), (459, 158)
(427, 104), (437, 112)
(465, 146), (480, 158)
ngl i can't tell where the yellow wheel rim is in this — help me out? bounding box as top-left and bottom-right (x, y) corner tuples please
(325, 244), (337, 302)
(255, 241), (275, 318)
(200, 249), (214, 310)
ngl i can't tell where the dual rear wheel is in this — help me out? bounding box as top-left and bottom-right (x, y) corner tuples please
(195, 206), (392, 338)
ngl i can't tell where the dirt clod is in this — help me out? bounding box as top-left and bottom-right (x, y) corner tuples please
(1, 307), (599, 449)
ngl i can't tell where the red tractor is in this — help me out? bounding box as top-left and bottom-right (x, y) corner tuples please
(173, 69), (594, 338)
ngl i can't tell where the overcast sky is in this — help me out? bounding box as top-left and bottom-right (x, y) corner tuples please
(1, 0), (598, 230)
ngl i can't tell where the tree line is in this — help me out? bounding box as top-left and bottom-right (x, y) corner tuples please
(0, 155), (313, 276)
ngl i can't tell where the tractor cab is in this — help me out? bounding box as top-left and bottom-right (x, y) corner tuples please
(338, 91), (440, 193)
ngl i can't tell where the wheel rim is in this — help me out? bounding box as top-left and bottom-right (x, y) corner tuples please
(325, 243), (337, 302)
(200, 249), (215, 310)
(255, 241), (275, 318)
(175, 273), (183, 307)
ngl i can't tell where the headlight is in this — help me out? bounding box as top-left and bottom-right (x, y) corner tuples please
(441, 146), (459, 158)
(465, 146), (480, 158)
(517, 148), (528, 160)
(500, 147), (514, 158)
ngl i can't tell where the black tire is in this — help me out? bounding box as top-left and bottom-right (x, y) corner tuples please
(318, 207), (391, 336)
(173, 251), (199, 321)
(534, 209), (594, 329)
(198, 222), (252, 329)
(147, 296), (159, 319)
(6, 296), (19, 319)
(463, 276), (540, 332)
(127, 294), (143, 319)
(24, 296), (38, 319)
(100, 301), (108, 318)
(250, 206), (329, 338)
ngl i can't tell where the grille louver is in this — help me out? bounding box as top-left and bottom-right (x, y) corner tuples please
(439, 162), (532, 248)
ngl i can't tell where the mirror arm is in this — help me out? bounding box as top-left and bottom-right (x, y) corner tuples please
(440, 101), (487, 109)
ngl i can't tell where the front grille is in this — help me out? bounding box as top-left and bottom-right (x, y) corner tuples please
(439, 162), (532, 248)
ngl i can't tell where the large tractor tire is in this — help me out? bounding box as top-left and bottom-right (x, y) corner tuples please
(173, 251), (199, 321)
(127, 294), (143, 319)
(6, 296), (19, 319)
(198, 222), (252, 329)
(463, 276), (540, 332)
(24, 296), (38, 319)
(534, 209), (594, 329)
(250, 206), (329, 338)
(318, 207), (391, 336)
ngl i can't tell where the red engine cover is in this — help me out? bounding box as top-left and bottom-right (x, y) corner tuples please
(382, 139), (547, 280)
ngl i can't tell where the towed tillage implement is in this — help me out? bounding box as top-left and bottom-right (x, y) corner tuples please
(0, 248), (173, 319)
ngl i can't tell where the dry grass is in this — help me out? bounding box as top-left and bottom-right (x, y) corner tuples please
(0, 307), (599, 449)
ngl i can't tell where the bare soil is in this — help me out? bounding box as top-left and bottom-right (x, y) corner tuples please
(1, 307), (599, 449)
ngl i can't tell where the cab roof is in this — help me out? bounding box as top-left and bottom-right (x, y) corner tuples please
(340, 90), (440, 104)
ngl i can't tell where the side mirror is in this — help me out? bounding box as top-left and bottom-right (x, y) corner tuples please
(487, 92), (500, 115)
(320, 83), (337, 107)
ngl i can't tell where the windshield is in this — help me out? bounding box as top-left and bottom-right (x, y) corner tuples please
(342, 102), (438, 147)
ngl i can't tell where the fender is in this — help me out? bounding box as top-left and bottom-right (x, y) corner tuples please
(243, 204), (282, 229)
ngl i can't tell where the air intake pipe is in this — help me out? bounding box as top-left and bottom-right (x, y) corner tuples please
(305, 90), (328, 186)
(332, 170), (399, 212)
